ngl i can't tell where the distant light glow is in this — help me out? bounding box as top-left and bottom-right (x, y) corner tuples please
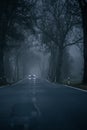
(28, 74), (37, 80)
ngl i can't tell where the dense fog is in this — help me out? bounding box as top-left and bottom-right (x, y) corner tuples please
(0, 0), (85, 84)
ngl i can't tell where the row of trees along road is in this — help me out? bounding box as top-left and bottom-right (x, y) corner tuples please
(0, 0), (19, 79)
(0, 0), (87, 84)
(0, 0), (36, 84)
(35, 0), (83, 82)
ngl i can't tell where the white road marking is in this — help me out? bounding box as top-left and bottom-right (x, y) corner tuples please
(65, 85), (87, 93)
(0, 78), (26, 88)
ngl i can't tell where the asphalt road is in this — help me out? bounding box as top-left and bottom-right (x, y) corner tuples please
(0, 77), (87, 130)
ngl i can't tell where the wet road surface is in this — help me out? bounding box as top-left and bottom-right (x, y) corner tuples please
(0, 77), (87, 130)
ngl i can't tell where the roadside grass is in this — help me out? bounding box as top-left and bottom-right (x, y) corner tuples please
(0, 82), (11, 88)
(61, 80), (87, 90)
(67, 83), (87, 90)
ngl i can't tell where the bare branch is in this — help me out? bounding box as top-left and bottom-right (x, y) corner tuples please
(63, 37), (83, 49)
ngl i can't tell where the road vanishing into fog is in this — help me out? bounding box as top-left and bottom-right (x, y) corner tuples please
(0, 77), (87, 130)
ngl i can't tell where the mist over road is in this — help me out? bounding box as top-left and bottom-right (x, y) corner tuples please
(0, 77), (87, 130)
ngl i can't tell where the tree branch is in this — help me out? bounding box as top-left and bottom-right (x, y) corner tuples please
(63, 37), (83, 49)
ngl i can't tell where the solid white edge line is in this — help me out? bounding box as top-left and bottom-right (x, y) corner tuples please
(0, 78), (27, 88)
(46, 80), (87, 92)
(1, 78), (87, 93)
(65, 85), (87, 92)
(45, 79), (51, 83)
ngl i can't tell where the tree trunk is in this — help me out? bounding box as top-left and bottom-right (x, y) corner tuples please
(48, 47), (58, 82)
(78, 0), (87, 83)
(0, 18), (7, 78)
(56, 48), (63, 83)
(0, 47), (4, 78)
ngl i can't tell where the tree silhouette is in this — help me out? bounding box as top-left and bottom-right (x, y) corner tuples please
(78, 0), (87, 83)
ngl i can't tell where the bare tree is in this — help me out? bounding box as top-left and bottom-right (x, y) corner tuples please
(0, 0), (19, 83)
(0, 0), (37, 83)
(35, 0), (82, 82)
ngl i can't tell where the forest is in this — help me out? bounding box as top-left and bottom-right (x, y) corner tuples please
(0, 0), (87, 86)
